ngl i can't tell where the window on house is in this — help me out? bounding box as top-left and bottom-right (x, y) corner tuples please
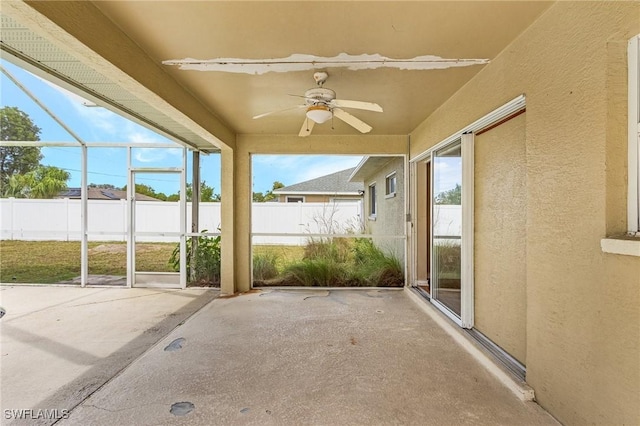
(385, 172), (397, 197)
(629, 35), (640, 235)
(369, 183), (377, 217)
(286, 196), (304, 203)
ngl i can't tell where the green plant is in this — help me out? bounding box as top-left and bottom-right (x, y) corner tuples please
(283, 258), (351, 287)
(433, 239), (461, 277)
(303, 237), (352, 263)
(169, 230), (221, 285)
(253, 251), (279, 281)
(351, 238), (404, 287)
(268, 237), (404, 288)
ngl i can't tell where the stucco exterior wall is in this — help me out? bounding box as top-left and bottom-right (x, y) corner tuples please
(474, 113), (527, 365)
(363, 157), (405, 261)
(410, 3), (640, 424)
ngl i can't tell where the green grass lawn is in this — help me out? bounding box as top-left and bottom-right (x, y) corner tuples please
(1, 240), (402, 287)
(0, 240), (305, 285)
(0, 240), (176, 284)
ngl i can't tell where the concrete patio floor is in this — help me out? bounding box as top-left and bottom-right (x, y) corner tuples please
(0, 286), (559, 425)
(0, 285), (218, 425)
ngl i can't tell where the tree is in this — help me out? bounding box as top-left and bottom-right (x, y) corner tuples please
(252, 191), (265, 202)
(165, 181), (220, 202)
(89, 183), (118, 189)
(3, 165), (70, 198)
(254, 181), (285, 202)
(122, 183), (168, 200)
(434, 183), (461, 205)
(186, 181), (220, 202)
(0, 107), (43, 189)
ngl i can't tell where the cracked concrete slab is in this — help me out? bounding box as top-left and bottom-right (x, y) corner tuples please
(0, 286), (218, 425)
(58, 289), (558, 425)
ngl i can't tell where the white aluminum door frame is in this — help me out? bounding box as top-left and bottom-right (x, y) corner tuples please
(127, 148), (187, 288)
(409, 95), (526, 329)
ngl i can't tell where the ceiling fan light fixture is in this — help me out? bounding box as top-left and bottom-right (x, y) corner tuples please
(306, 105), (332, 124)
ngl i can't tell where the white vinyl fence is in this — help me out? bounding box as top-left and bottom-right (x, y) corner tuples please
(0, 198), (362, 245)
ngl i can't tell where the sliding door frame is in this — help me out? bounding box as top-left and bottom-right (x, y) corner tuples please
(409, 95), (526, 329)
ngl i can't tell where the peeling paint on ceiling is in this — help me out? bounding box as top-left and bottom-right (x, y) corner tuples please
(162, 53), (489, 75)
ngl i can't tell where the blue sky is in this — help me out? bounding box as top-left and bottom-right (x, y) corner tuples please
(0, 60), (363, 196)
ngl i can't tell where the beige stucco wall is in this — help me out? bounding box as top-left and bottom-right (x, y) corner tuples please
(474, 113), (527, 365)
(410, 3), (640, 424)
(362, 157), (406, 262)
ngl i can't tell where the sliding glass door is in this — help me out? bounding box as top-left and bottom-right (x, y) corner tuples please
(431, 140), (463, 317)
(411, 133), (473, 327)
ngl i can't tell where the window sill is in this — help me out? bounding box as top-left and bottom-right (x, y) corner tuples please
(368, 215), (377, 221)
(385, 193), (396, 199)
(600, 236), (640, 257)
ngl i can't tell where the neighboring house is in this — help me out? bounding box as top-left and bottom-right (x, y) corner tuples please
(349, 156), (405, 262)
(273, 168), (364, 203)
(57, 188), (160, 201)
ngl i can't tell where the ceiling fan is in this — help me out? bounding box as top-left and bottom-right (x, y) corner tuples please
(253, 71), (383, 137)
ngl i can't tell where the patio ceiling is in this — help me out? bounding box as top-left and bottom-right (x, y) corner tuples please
(0, 1), (551, 150)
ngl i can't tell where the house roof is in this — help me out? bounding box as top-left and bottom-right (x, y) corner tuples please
(349, 157), (398, 182)
(274, 168), (364, 196)
(58, 188), (160, 201)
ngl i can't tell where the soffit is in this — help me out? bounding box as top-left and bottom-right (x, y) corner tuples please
(92, 1), (551, 137)
(2, 1), (552, 142)
(350, 157), (398, 182)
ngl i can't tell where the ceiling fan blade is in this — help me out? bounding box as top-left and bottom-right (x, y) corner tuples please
(333, 108), (372, 133)
(330, 99), (383, 112)
(299, 117), (315, 137)
(253, 105), (305, 119)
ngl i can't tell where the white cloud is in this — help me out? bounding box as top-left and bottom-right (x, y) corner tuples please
(134, 148), (169, 163)
(127, 128), (167, 144)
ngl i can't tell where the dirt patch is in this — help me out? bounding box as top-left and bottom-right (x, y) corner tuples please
(89, 244), (126, 254)
(89, 244), (170, 254)
(187, 279), (220, 288)
(218, 289), (262, 299)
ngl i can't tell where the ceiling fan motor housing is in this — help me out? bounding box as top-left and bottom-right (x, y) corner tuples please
(304, 88), (336, 106)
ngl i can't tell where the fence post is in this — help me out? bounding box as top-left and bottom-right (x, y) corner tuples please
(298, 201), (304, 245)
(121, 198), (127, 242)
(9, 197), (15, 240)
(64, 197), (70, 242)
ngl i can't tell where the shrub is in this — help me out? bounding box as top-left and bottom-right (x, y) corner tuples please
(169, 230), (221, 286)
(283, 258), (350, 287)
(433, 240), (461, 277)
(253, 251), (279, 281)
(303, 237), (352, 263)
(268, 237), (404, 288)
(351, 238), (404, 287)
